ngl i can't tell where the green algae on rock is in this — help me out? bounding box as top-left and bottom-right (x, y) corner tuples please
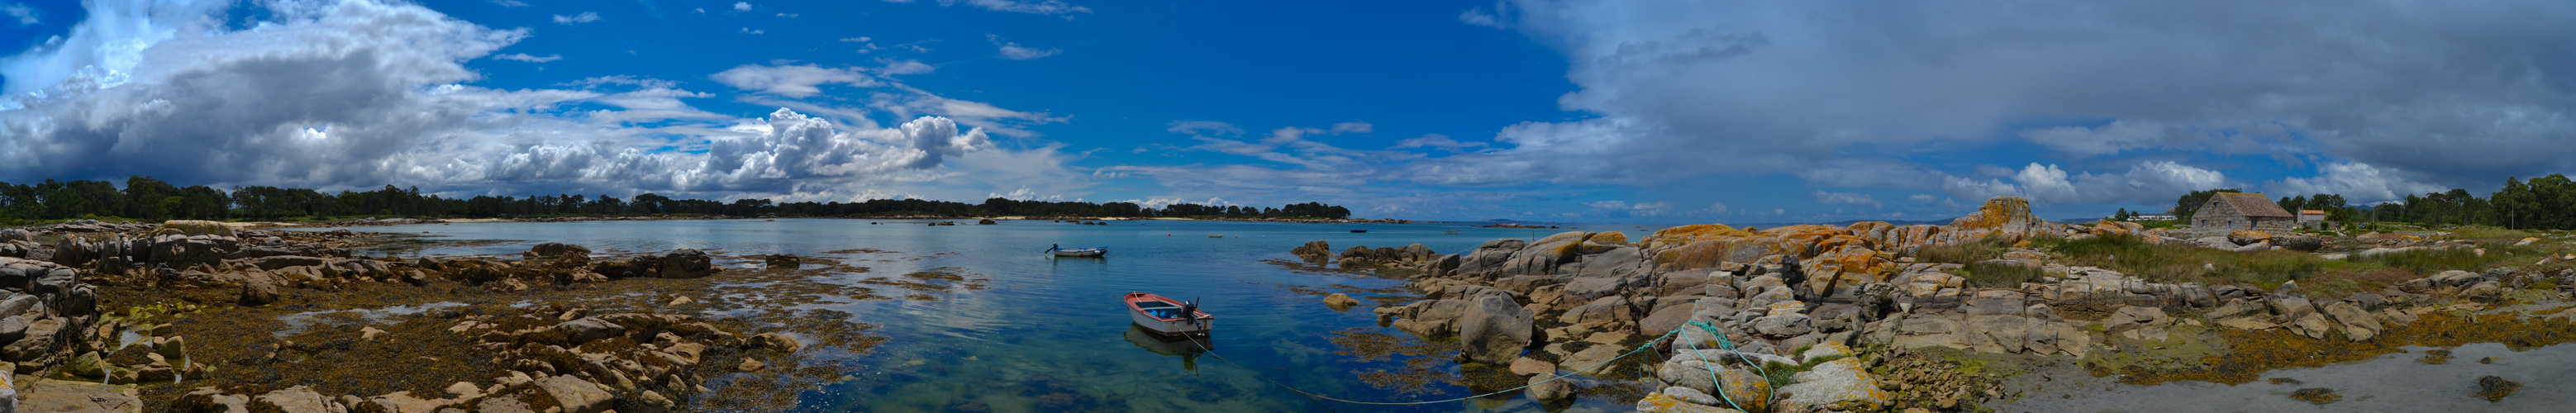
(2475, 375), (2521, 403)
(2288, 387), (2340, 404)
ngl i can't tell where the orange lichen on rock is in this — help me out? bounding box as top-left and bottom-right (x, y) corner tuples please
(1642, 224), (1759, 252)
(1948, 197), (2050, 243)
(1587, 231), (1631, 245)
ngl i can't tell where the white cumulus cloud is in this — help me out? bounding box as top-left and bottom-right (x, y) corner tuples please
(0, 0), (1075, 202)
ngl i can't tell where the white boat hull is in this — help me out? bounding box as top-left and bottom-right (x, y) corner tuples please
(1126, 292), (1213, 335)
(1131, 311), (1213, 335)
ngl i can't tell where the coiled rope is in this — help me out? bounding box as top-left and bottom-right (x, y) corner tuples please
(1181, 320), (1763, 408)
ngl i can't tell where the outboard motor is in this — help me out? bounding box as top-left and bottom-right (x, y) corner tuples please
(1179, 299), (1206, 330)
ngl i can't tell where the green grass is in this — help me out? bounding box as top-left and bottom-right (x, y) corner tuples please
(1961, 260), (2046, 288)
(2042, 235), (2349, 290)
(2448, 225), (2540, 240)
(1917, 237), (2008, 264)
(2347, 244), (2547, 276)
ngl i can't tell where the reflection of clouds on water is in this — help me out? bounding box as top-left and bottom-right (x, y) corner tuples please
(336, 219), (1643, 411)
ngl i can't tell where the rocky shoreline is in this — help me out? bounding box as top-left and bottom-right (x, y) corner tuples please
(0, 220), (893, 412)
(1317, 197), (2576, 412)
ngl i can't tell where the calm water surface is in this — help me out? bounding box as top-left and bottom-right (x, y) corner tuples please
(317, 219), (1662, 412)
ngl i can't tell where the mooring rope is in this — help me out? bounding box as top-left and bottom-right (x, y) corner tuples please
(1180, 320), (1754, 407)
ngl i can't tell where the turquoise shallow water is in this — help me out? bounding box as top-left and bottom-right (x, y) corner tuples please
(312, 219), (1663, 412)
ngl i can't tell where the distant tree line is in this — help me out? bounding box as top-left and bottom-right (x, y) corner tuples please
(0, 176), (1354, 221)
(2156, 173), (2576, 230)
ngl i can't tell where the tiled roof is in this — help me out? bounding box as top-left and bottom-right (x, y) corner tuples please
(2299, 210), (2326, 215)
(2212, 192), (2293, 218)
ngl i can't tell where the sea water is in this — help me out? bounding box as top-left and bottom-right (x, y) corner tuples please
(312, 219), (1659, 412)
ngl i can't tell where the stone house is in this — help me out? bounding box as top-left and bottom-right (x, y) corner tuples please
(2193, 192), (2295, 232)
(2298, 210), (2327, 230)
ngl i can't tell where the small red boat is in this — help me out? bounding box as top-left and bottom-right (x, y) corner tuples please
(1126, 292), (1214, 335)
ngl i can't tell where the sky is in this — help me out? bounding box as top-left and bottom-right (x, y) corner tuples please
(0, 0), (2571, 224)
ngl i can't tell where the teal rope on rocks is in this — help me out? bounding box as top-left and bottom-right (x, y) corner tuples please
(1681, 320), (1773, 412)
(1186, 325), (1690, 406)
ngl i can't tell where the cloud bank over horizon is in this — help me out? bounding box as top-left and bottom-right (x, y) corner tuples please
(0, 0), (2569, 222)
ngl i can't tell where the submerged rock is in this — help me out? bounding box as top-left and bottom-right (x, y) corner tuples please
(1321, 293), (1361, 311)
(2476, 376), (2521, 402)
(2287, 387), (2340, 404)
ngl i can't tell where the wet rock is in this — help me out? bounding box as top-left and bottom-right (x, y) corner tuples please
(1379, 299), (1468, 337)
(241, 274), (284, 306)
(1458, 295), (1535, 363)
(738, 358), (766, 372)
(2418, 349), (2454, 364)
(1291, 240), (1334, 263)
(522, 242), (589, 258)
(752, 332), (803, 352)
(1526, 373), (1576, 401)
(157, 336), (188, 361)
(248, 255), (330, 270)
(1322, 293), (1361, 311)
(2476, 375), (2521, 402)
(64, 351), (106, 378)
(656, 249), (717, 278)
(764, 254), (802, 269)
(2287, 387), (2340, 404)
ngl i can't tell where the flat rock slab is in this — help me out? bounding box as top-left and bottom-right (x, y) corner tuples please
(22, 378), (142, 413)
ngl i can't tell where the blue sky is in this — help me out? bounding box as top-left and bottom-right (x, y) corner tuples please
(2, 1), (2573, 224)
